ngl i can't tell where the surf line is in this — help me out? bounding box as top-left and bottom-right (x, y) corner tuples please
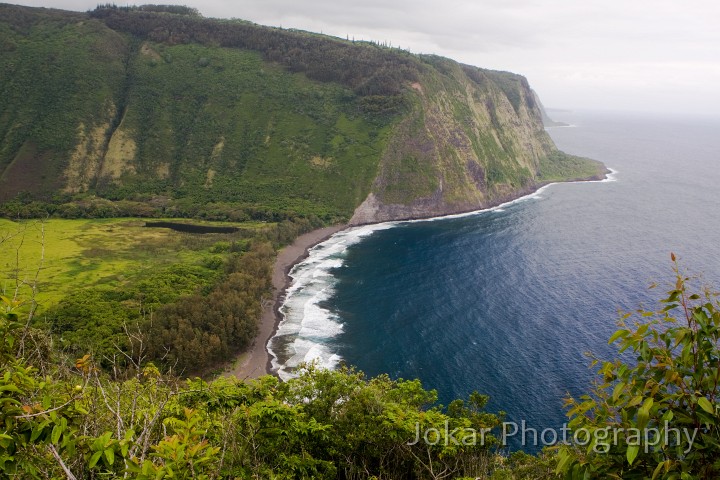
(268, 168), (617, 379)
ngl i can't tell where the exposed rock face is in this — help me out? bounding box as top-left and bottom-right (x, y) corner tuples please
(350, 63), (570, 225)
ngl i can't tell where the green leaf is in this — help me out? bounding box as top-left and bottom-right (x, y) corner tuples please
(104, 448), (115, 465)
(30, 426), (44, 443)
(0, 434), (13, 449)
(627, 444), (640, 465)
(89, 450), (103, 468)
(698, 397), (714, 414)
(608, 329), (628, 344)
(612, 382), (626, 401)
(652, 460), (665, 480)
(125, 459), (141, 473)
(555, 448), (572, 473)
(51, 425), (62, 445)
(74, 400), (88, 415)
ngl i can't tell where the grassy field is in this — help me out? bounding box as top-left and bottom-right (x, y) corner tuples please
(537, 151), (608, 182)
(0, 217), (267, 313)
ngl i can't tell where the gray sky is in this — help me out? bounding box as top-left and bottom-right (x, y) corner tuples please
(15, 0), (720, 115)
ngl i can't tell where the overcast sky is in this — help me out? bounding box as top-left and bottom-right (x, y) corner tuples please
(13, 0), (720, 116)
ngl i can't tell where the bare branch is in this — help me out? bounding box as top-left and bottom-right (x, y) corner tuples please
(48, 444), (77, 480)
(14, 394), (79, 419)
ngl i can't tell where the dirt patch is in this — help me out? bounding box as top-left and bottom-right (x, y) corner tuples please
(65, 118), (113, 192)
(140, 42), (161, 61)
(310, 155), (333, 169)
(156, 163), (170, 179)
(211, 137), (225, 159)
(204, 168), (216, 188)
(82, 247), (114, 258)
(101, 126), (137, 179)
(0, 141), (62, 200)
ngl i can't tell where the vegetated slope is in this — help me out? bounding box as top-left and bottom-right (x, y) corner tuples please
(349, 62), (603, 223)
(0, 4), (607, 223)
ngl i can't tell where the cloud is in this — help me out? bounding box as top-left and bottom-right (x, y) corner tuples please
(8, 0), (720, 114)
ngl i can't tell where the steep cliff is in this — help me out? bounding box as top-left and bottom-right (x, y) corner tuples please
(350, 62), (573, 224)
(532, 89), (570, 128)
(0, 4), (606, 223)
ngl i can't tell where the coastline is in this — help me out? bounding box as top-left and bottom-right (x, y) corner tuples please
(349, 169), (612, 227)
(227, 168), (614, 380)
(226, 224), (347, 380)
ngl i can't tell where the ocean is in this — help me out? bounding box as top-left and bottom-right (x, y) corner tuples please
(269, 110), (720, 450)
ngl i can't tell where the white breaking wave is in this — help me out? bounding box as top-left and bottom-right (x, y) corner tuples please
(545, 124), (577, 129)
(602, 167), (619, 182)
(268, 223), (395, 380)
(269, 167), (616, 380)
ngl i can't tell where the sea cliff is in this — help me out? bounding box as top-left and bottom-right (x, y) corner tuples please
(0, 4), (606, 223)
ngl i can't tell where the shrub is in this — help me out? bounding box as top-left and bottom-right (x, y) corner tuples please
(558, 255), (720, 479)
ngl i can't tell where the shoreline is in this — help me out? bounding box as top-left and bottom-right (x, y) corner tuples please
(349, 169), (613, 227)
(227, 169), (614, 380)
(226, 224), (347, 380)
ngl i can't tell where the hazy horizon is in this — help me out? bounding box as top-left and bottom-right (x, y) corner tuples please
(9, 0), (720, 117)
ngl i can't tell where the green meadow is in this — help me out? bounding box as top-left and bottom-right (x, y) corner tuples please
(0, 217), (265, 313)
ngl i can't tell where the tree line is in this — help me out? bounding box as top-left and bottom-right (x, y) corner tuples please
(90, 5), (422, 98)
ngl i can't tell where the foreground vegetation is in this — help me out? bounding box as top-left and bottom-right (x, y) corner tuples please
(558, 258), (720, 479)
(1, 252), (718, 478)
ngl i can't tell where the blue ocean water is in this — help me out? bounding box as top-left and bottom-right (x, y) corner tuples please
(269, 110), (720, 449)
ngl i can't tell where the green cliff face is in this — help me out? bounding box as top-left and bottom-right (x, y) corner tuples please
(0, 4), (606, 223)
(349, 61), (575, 224)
